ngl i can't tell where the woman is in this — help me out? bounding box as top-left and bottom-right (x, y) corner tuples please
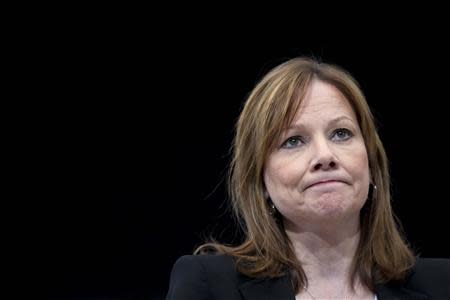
(166, 57), (450, 299)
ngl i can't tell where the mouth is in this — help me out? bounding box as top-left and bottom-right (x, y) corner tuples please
(306, 180), (345, 190)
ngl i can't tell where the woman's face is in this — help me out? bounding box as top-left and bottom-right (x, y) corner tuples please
(263, 79), (370, 226)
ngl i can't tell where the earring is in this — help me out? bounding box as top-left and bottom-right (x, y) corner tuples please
(268, 201), (278, 215)
(269, 203), (275, 215)
(369, 183), (378, 199)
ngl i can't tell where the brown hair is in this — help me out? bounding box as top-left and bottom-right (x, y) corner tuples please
(195, 57), (415, 293)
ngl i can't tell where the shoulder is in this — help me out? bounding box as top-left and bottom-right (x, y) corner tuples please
(166, 254), (244, 300)
(170, 254), (237, 277)
(405, 257), (450, 297)
(409, 257), (450, 281)
(413, 257), (450, 272)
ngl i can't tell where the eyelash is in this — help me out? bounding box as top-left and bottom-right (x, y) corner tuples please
(281, 128), (354, 149)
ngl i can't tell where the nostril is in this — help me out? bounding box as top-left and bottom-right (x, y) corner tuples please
(313, 160), (336, 171)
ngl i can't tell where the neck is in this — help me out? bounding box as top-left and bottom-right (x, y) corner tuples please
(285, 215), (361, 287)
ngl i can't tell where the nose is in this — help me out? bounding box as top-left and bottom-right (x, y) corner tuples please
(310, 138), (338, 171)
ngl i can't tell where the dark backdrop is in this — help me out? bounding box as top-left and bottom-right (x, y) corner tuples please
(29, 31), (450, 299)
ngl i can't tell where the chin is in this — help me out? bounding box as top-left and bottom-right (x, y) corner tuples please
(311, 194), (357, 217)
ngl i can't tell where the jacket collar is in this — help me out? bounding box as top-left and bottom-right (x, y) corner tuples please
(238, 275), (430, 300)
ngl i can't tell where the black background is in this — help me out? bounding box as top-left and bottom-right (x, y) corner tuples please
(18, 19), (450, 299)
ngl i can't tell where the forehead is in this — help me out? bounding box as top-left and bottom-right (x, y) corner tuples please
(293, 80), (357, 124)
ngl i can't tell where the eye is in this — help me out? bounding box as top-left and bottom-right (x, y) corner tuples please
(281, 136), (305, 149)
(331, 128), (353, 142)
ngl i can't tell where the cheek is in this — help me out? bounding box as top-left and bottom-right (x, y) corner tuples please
(343, 143), (369, 176)
(348, 148), (370, 199)
(356, 150), (370, 179)
(264, 158), (307, 191)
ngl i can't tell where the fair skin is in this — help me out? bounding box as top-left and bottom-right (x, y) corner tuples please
(264, 79), (373, 299)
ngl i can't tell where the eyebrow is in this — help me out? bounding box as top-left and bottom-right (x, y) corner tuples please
(286, 116), (356, 131)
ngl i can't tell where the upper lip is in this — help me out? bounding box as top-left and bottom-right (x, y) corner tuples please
(303, 175), (349, 190)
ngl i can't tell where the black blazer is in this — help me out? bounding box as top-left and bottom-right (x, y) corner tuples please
(166, 255), (450, 300)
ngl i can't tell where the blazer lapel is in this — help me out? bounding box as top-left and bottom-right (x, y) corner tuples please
(238, 275), (295, 300)
(375, 284), (429, 300)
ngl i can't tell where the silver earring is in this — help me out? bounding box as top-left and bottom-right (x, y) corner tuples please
(369, 183), (377, 199)
(268, 201), (277, 215)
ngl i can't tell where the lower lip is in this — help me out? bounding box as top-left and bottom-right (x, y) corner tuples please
(308, 181), (343, 189)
